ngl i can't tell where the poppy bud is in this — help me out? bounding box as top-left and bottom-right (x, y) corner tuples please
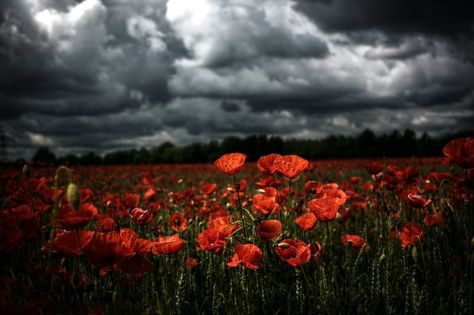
(67, 182), (80, 210)
(411, 247), (417, 261)
(22, 163), (31, 177)
(378, 253), (386, 264)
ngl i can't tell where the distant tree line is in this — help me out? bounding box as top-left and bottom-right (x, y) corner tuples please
(30, 129), (473, 165)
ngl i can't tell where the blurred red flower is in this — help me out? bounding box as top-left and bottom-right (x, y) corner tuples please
(169, 212), (188, 231)
(57, 203), (98, 230)
(214, 153), (247, 175)
(398, 222), (424, 247)
(152, 234), (185, 255)
(407, 194), (432, 208)
(442, 137), (474, 169)
(256, 219), (282, 241)
(340, 234), (368, 252)
(227, 244), (263, 270)
(201, 182), (217, 195)
(122, 193), (140, 209)
(272, 155), (309, 179)
(130, 208), (154, 226)
(186, 257), (198, 268)
(51, 230), (93, 257)
(423, 212), (444, 226)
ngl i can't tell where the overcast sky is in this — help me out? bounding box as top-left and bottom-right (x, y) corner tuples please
(1, 0), (473, 159)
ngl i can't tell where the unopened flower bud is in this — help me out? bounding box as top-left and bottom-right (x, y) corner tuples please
(411, 247), (417, 261)
(378, 253), (386, 264)
(22, 163), (31, 177)
(67, 182), (80, 210)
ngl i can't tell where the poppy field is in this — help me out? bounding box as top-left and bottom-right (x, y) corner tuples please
(1, 138), (473, 314)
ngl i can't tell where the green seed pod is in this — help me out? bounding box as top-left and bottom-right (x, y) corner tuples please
(67, 182), (80, 210)
(22, 164), (31, 178)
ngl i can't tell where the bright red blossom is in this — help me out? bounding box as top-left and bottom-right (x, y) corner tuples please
(307, 190), (346, 222)
(256, 220), (282, 241)
(272, 155), (309, 179)
(227, 244), (263, 270)
(257, 154), (282, 175)
(294, 213), (317, 231)
(275, 239), (311, 267)
(252, 187), (280, 216)
(214, 153), (247, 175)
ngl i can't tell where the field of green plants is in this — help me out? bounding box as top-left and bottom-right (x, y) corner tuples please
(0, 138), (473, 314)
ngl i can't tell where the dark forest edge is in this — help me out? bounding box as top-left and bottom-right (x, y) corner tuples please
(23, 129), (474, 165)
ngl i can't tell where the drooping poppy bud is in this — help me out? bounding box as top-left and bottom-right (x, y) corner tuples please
(66, 182), (80, 210)
(22, 163), (31, 178)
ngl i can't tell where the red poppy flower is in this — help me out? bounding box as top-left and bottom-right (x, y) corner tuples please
(214, 153), (247, 175)
(340, 234), (368, 252)
(256, 219), (282, 241)
(130, 208), (154, 226)
(169, 212), (188, 231)
(308, 196), (343, 222)
(201, 182), (217, 195)
(407, 194), (432, 208)
(366, 162), (384, 175)
(251, 187), (280, 216)
(423, 212), (444, 226)
(294, 213), (317, 231)
(123, 193), (140, 209)
(186, 257), (198, 268)
(95, 214), (115, 232)
(275, 239), (311, 267)
(227, 244), (263, 270)
(152, 234), (185, 255)
(304, 181), (322, 194)
(144, 187), (156, 201)
(51, 230), (93, 257)
(120, 228), (153, 256)
(398, 222), (424, 247)
(257, 154), (282, 175)
(84, 231), (135, 267)
(442, 137), (474, 168)
(197, 224), (238, 253)
(57, 203), (98, 230)
(272, 155), (309, 179)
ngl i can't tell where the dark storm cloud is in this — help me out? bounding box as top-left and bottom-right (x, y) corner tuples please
(293, 0), (474, 37)
(1, 0), (473, 160)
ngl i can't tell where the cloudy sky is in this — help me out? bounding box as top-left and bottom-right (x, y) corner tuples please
(1, 0), (473, 159)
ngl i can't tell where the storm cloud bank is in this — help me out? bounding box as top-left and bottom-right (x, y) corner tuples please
(1, 0), (473, 159)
